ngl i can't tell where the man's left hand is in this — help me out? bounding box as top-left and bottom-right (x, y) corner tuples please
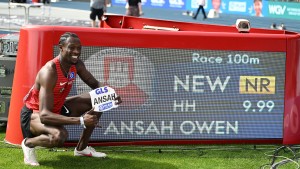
(115, 96), (122, 105)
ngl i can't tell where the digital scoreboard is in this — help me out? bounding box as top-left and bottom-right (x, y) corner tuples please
(65, 47), (286, 141)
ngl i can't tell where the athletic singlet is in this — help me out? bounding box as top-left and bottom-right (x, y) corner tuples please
(24, 56), (77, 114)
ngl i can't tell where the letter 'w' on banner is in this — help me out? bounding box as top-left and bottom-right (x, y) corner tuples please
(89, 86), (119, 112)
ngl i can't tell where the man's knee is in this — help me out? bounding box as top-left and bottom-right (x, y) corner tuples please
(65, 92), (92, 113)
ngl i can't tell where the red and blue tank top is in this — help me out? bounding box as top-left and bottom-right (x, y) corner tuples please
(24, 56), (77, 114)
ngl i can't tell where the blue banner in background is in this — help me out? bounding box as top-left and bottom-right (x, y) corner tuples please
(186, 0), (268, 17)
(113, 0), (269, 17)
(168, 0), (185, 9)
(142, 0), (186, 9)
(114, 0), (126, 5)
(147, 0), (166, 8)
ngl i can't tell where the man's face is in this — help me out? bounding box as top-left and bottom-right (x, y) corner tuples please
(212, 0), (221, 11)
(61, 37), (81, 65)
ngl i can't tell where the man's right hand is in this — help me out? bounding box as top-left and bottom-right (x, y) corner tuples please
(82, 109), (99, 127)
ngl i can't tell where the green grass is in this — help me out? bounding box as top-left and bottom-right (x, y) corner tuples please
(0, 126), (299, 169)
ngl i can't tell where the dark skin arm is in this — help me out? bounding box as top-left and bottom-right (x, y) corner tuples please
(76, 59), (122, 104)
(38, 61), (98, 126)
(76, 59), (103, 89)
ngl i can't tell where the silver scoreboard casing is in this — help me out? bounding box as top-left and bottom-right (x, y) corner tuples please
(0, 96), (10, 123)
(0, 34), (19, 56)
(0, 57), (16, 123)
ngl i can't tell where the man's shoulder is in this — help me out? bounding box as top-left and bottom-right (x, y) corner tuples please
(39, 60), (57, 75)
(36, 60), (57, 86)
(45, 59), (56, 69)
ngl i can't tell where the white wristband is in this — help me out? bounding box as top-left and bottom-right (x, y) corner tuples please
(80, 116), (86, 129)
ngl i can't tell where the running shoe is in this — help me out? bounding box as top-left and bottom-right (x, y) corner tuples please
(21, 138), (40, 166)
(74, 146), (107, 158)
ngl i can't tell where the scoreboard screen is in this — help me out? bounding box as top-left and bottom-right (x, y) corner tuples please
(66, 47), (286, 141)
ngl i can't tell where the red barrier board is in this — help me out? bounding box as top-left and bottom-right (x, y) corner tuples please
(5, 16), (300, 146)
